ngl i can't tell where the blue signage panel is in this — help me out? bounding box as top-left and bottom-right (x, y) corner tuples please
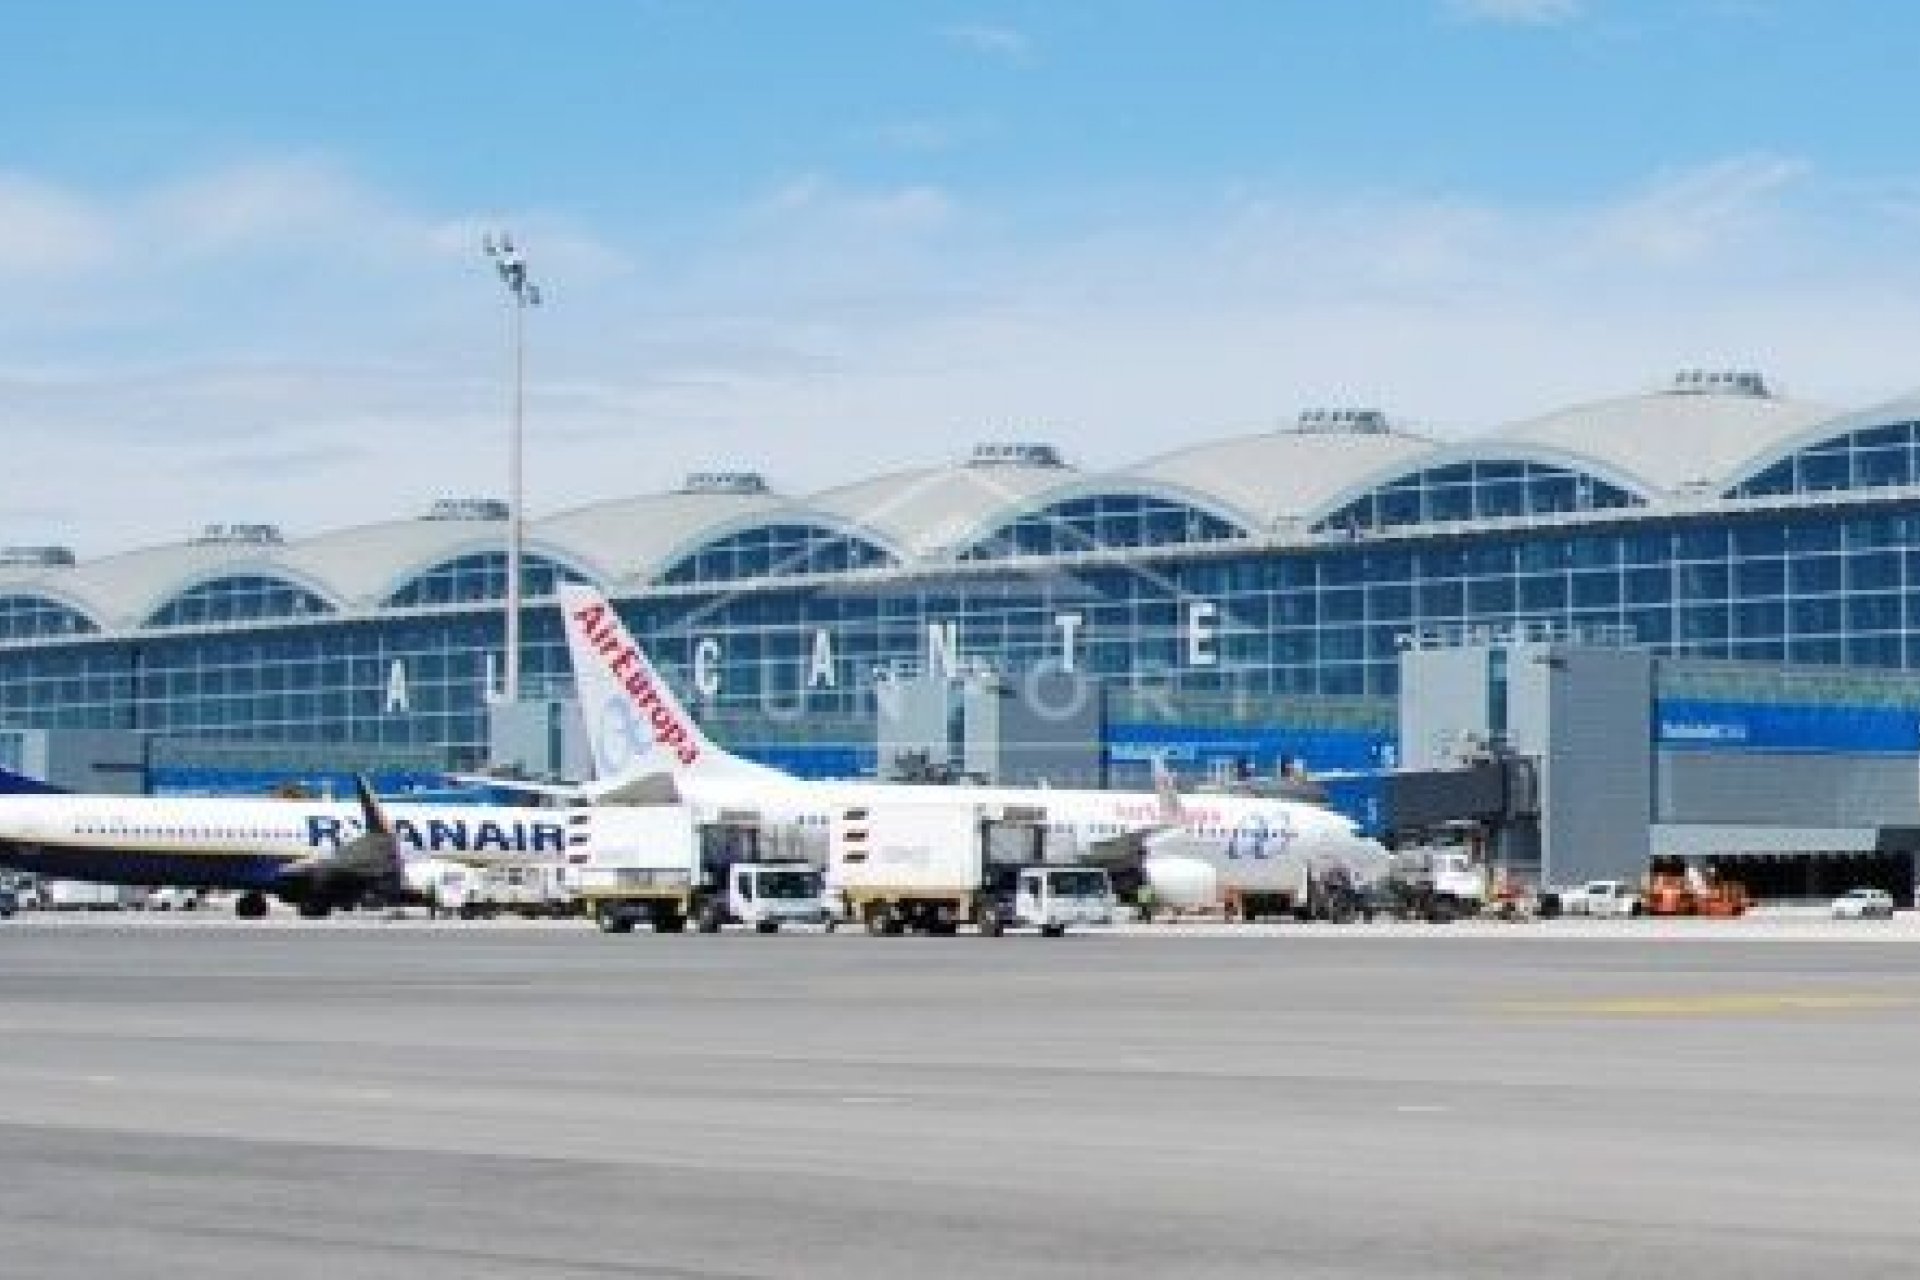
(1655, 699), (1920, 755)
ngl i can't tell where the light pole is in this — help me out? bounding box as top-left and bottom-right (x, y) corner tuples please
(483, 232), (542, 705)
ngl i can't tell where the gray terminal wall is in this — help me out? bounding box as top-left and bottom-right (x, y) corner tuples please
(1656, 752), (1920, 828)
(1398, 646), (1493, 771)
(1508, 644), (1653, 886)
(1400, 642), (1652, 886)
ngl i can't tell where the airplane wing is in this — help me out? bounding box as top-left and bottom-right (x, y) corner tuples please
(442, 771), (680, 807)
(444, 773), (584, 801)
(592, 773), (681, 807)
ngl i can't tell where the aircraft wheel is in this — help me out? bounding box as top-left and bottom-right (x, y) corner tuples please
(235, 892), (269, 920)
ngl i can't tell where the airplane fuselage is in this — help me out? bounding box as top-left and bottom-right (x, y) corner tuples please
(665, 772), (1379, 877)
(0, 794), (575, 891)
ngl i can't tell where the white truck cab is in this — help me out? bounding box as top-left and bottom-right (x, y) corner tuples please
(986, 865), (1115, 937)
(1560, 879), (1643, 918)
(723, 861), (832, 934)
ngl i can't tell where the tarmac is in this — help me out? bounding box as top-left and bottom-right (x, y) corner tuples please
(1, 914), (1916, 1278)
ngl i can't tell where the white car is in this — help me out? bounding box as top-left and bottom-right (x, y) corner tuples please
(1559, 879), (1643, 918)
(145, 886), (204, 912)
(1831, 888), (1895, 920)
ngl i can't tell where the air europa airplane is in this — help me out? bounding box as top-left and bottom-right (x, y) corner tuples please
(553, 583), (1391, 911)
(0, 770), (581, 919)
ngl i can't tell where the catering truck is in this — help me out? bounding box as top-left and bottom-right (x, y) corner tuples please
(829, 798), (1115, 936)
(571, 804), (831, 934)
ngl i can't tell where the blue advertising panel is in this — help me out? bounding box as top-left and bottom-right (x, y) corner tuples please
(1655, 699), (1920, 755)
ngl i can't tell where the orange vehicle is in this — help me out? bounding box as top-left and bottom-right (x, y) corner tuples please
(1643, 869), (1747, 917)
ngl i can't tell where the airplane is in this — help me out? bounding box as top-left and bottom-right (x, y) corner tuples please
(0, 769), (589, 919)
(545, 582), (1391, 915)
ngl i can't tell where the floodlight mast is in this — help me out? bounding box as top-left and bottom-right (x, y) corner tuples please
(482, 231), (543, 705)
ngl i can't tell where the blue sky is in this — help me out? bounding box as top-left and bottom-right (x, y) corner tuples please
(6, 1), (1920, 551)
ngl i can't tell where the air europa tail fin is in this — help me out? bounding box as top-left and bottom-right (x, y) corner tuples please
(557, 582), (788, 785)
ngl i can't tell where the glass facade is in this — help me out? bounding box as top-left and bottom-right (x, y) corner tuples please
(1728, 419), (1920, 498)
(659, 524), (893, 585)
(0, 594), (96, 641)
(385, 552), (578, 607)
(1314, 460), (1640, 533)
(146, 575), (332, 629)
(961, 494), (1246, 559)
(10, 451), (1920, 776)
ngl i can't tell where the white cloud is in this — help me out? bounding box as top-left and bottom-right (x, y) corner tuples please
(1590, 154), (1808, 265)
(943, 22), (1034, 64)
(0, 176), (117, 277)
(8, 150), (1920, 557)
(1445, 0), (1583, 25)
(754, 174), (956, 234)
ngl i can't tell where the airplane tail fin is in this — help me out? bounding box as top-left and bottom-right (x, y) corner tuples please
(557, 582), (788, 786)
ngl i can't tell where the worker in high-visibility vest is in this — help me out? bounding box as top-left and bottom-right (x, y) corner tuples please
(1135, 880), (1156, 924)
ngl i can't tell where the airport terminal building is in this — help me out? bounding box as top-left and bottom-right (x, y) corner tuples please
(7, 367), (1920, 890)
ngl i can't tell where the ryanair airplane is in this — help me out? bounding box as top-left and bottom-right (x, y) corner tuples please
(0, 772), (579, 919)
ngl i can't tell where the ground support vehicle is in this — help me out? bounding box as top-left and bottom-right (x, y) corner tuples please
(829, 799), (1113, 936)
(1556, 879), (1644, 918)
(571, 805), (831, 935)
(40, 879), (140, 911)
(1832, 887), (1895, 920)
(1643, 870), (1749, 918)
(144, 886), (204, 911)
(1379, 847), (1489, 923)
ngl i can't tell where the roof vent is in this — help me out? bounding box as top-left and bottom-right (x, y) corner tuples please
(681, 471), (770, 495)
(0, 545), (75, 567)
(1668, 368), (1771, 398)
(191, 523), (283, 547)
(423, 498), (509, 522)
(1294, 408), (1389, 434)
(969, 442), (1065, 468)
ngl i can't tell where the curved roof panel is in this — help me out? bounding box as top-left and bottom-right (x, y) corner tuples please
(1121, 420), (1436, 531)
(0, 542), (341, 633)
(279, 517), (535, 610)
(1718, 391), (1920, 494)
(533, 488), (790, 588)
(809, 455), (1079, 561)
(1489, 375), (1837, 496)
(1304, 442), (1656, 530)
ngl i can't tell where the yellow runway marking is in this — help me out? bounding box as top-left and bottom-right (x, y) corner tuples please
(1498, 993), (1913, 1017)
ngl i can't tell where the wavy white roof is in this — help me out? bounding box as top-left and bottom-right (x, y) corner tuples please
(808, 458), (1079, 560)
(0, 374), (1899, 632)
(1490, 378), (1836, 494)
(1123, 422), (1436, 530)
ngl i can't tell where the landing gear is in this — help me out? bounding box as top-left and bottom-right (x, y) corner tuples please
(296, 897), (334, 920)
(235, 891), (269, 920)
